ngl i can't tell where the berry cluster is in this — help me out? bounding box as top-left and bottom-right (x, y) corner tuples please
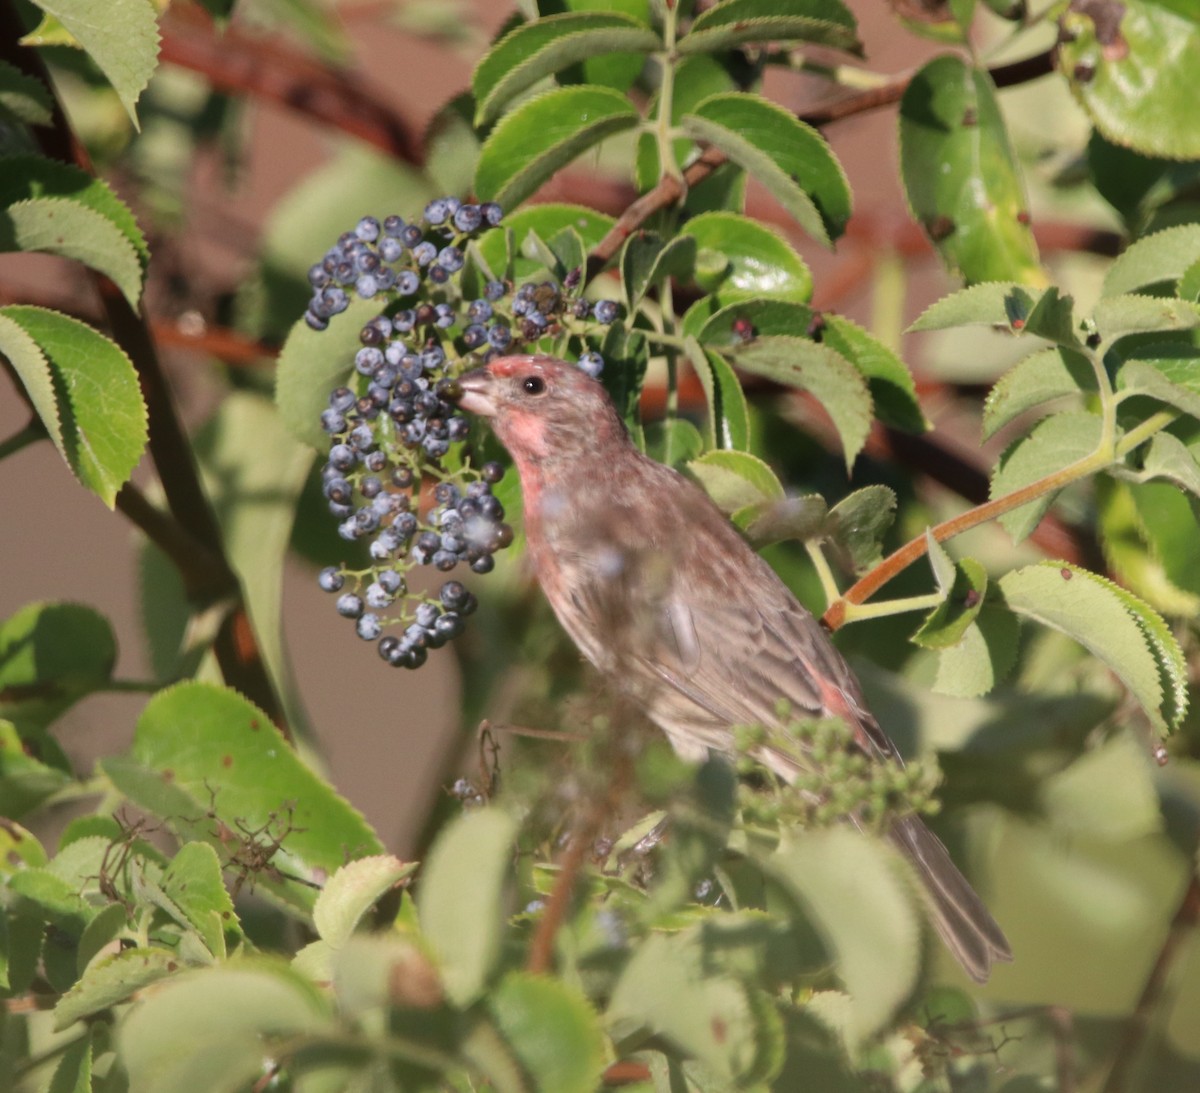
(305, 197), (623, 668)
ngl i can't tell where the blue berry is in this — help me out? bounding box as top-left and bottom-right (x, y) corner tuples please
(453, 205), (483, 232)
(400, 224), (423, 248)
(578, 351), (604, 378)
(378, 569), (402, 594)
(318, 566), (344, 592)
(487, 324), (512, 350)
(480, 202), (503, 226)
(330, 387), (356, 413)
(471, 555), (495, 575)
(437, 245), (464, 272)
(429, 265), (450, 285)
(383, 215), (405, 237)
(329, 444), (356, 472)
(413, 241), (437, 267)
(396, 270), (420, 296)
(336, 593), (364, 619)
(435, 613), (464, 640)
(379, 635), (400, 662)
(360, 475), (382, 499)
(380, 237), (402, 262)
(365, 582), (392, 609)
(357, 614), (382, 641)
(348, 424), (375, 452)
(424, 199), (450, 224)
(485, 280), (506, 301)
(355, 216), (381, 242)
(320, 409), (346, 434)
(594, 299), (619, 324)
(323, 476), (352, 505)
(481, 462), (504, 484)
(415, 603), (440, 629)
(304, 311), (329, 331)
(356, 347), (384, 375)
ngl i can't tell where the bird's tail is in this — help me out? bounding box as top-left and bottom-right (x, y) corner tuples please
(888, 814), (1012, 983)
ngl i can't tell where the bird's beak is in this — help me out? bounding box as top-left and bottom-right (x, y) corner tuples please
(454, 367), (497, 417)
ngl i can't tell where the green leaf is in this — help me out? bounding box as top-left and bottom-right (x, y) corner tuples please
(425, 92), (480, 198)
(820, 315), (926, 433)
(1058, 0), (1200, 159)
(982, 347), (1094, 440)
(195, 392), (315, 737)
(47, 1030), (91, 1093)
(607, 931), (763, 1083)
(0, 718), (70, 818)
(913, 556), (987, 649)
(275, 293), (381, 450)
(0, 602), (115, 732)
(491, 974), (607, 1093)
(0, 306), (148, 507)
(736, 494), (829, 546)
(1179, 257), (1200, 303)
(25, 0), (160, 127)
(1021, 286), (1082, 347)
(681, 92), (851, 245)
(1100, 477), (1200, 616)
(118, 961), (330, 1093)
(161, 842), (239, 960)
(1118, 343), (1200, 420)
(645, 417), (706, 467)
(128, 681), (384, 914)
(476, 203), (614, 284)
(931, 604), (1020, 698)
(723, 335), (873, 470)
(474, 85), (640, 209)
(991, 411), (1103, 542)
(822, 485), (897, 573)
(1087, 129), (1200, 234)
(0, 60), (53, 126)
(908, 280), (1029, 332)
(620, 231), (697, 311)
(683, 210), (812, 304)
(54, 946), (182, 1030)
(687, 449), (784, 514)
(417, 808), (518, 1006)
(678, 0), (861, 56)
(1135, 431), (1200, 497)
(764, 829), (921, 1045)
(1093, 294), (1200, 342)
(313, 855), (417, 949)
(682, 335), (750, 450)
(472, 12), (659, 125)
(998, 561), (1187, 735)
(1103, 223), (1200, 297)
(0, 155), (147, 269)
(0, 196), (143, 307)
(899, 57), (1044, 285)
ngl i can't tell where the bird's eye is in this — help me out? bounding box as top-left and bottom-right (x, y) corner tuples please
(521, 375), (547, 396)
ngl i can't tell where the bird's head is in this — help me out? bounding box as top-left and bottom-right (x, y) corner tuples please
(453, 355), (627, 469)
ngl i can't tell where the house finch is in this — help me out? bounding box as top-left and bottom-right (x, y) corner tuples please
(455, 354), (1012, 983)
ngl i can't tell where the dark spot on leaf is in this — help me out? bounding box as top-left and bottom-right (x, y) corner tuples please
(1017, 209), (1031, 225)
(711, 1016), (727, 1043)
(961, 107), (977, 127)
(1072, 60), (1096, 83)
(807, 312), (826, 341)
(250, 719), (260, 731)
(1087, 331), (1101, 348)
(1154, 745), (1169, 766)
(924, 214), (955, 242)
(1011, 318), (1026, 330)
(1061, 567), (1072, 580)
(163, 769), (174, 782)
(222, 754), (233, 768)
(963, 589), (981, 608)
(167, 961), (177, 972)
(732, 315), (756, 343)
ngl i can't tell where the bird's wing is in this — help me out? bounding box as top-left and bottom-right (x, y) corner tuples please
(552, 493), (899, 767)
